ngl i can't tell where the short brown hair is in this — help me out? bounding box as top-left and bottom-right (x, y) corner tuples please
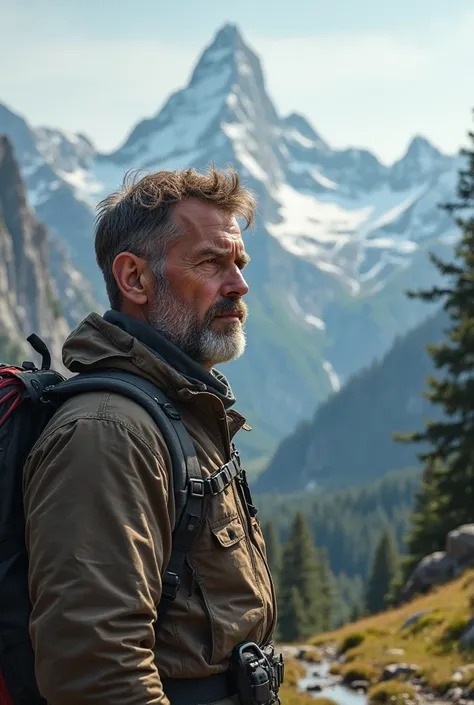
(94, 164), (257, 309)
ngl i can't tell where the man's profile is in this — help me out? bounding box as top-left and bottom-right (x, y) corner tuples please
(21, 165), (280, 705)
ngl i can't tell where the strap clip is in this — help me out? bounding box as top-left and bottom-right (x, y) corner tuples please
(162, 570), (180, 602)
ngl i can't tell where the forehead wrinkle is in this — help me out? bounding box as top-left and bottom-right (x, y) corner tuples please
(192, 243), (250, 263)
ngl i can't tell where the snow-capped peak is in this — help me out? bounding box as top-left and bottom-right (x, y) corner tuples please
(92, 22), (284, 192)
(188, 22), (243, 87)
(389, 134), (449, 191)
(35, 127), (96, 173)
(281, 112), (329, 151)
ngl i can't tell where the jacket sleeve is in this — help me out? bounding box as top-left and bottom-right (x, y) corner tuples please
(23, 415), (173, 705)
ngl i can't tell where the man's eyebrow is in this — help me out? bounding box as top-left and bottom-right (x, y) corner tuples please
(192, 246), (251, 265)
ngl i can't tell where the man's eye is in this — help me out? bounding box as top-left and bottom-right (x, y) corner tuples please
(201, 258), (217, 265)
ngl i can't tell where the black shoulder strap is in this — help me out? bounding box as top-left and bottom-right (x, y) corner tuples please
(44, 368), (204, 630)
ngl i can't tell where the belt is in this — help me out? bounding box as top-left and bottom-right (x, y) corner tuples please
(161, 672), (237, 705)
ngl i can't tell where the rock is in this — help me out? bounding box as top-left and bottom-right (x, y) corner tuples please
(386, 647), (406, 655)
(411, 678), (425, 686)
(382, 663), (419, 680)
(402, 611), (431, 629)
(400, 552), (460, 601)
(306, 684), (322, 692)
(456, 664), (474, 676)
(447, 525), (474, 567)
(447, 686), (464, 701)
(350, 680), (370, 692)
(459, 619), (474, 648)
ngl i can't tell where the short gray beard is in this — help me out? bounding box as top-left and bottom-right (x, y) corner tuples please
(148, 273), (247, 367)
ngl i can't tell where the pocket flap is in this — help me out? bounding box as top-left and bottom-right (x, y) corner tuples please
(211, 516), (245, 547)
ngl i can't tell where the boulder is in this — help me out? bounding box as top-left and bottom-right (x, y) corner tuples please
(400, 552), (460, 601)
(402, 611), (431, 629)
(382, 663), (419, 681)
(447, 525), (474, 567)
(446, 686), (464, 701)
(459, 619), (474, 648)
(306, 684), (322, 692)
(350, 680), (370, 692)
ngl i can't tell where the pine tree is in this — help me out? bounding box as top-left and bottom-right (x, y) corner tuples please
(315, 546), (336, 631)
(365, 530), (399, 614)
(278, 511), (330, 641)
(396, 110), (474, 560)
(277, 586), (306, 643)
(262, 521), (282, 591)
(349, 600), (365, 622)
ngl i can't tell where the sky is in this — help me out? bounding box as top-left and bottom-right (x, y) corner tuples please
(1, 0), (473, 165)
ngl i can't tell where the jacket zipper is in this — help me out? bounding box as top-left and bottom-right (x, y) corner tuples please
(236, 474), (278, 645)
(234, 477), (271, 645)
(250, 515), (278, 646)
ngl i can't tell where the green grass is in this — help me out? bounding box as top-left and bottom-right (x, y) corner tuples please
(310, 569), (474, 693)
(368, 681), (417, 705)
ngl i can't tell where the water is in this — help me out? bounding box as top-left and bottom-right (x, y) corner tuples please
(298, 659), (368, 705)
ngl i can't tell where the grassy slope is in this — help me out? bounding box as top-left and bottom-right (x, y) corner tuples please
(309, 570), (474, 694)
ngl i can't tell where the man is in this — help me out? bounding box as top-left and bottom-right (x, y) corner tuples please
(22, 166), (278, 705)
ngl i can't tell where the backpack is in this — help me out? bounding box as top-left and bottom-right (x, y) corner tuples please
(0, 333), (244, 705)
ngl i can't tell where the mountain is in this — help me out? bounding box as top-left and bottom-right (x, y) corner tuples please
(0, 23), (462, 465)
(0, 136), (96, 369)
(254, 307), (448, 493)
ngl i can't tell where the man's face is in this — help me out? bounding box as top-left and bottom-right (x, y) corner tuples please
(147, 199), (250, 369)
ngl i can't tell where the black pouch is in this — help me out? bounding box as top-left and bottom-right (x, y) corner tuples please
(230, 642), (284, 705)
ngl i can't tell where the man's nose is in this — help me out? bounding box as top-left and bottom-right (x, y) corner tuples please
(222, 267), (249, 298)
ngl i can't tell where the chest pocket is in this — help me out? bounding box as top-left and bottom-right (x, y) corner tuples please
(211, 514), (246, 547)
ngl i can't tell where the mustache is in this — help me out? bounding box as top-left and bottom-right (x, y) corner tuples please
(208, 299), (248, 319)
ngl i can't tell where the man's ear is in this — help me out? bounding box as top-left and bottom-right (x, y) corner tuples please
(112, 252), (151, 306)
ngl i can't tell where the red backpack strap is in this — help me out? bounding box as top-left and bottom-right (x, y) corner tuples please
(0, 670), (13, 705)
(0, 368), (24, 425)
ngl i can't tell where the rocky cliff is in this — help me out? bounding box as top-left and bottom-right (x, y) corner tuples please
(0, 136), (95, 370)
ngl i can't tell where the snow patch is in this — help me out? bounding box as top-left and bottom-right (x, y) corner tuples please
(287, 293), (326, 330)
(290, 162), (338, 190)
(305, 314), (325, 330)
(266, 180), (436, 292)
(222, 122), (267, 182)
(286, 129), (321, 149)
(323, 360), (341, 393)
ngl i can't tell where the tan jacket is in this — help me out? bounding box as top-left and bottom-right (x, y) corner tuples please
(23, 313), (276, 705)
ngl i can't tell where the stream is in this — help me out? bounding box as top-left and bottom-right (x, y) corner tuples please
(297, 659), (368, 705)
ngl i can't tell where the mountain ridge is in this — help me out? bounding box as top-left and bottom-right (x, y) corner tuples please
(254, 305), (448, 493)
(0, 23), (463, 463)
(0, 136), (94, 370)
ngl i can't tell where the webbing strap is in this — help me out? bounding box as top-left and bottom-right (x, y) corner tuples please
(45, 369), (242, 632)
(44, 369), (203, 630)
(205, 451), (242, 495)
